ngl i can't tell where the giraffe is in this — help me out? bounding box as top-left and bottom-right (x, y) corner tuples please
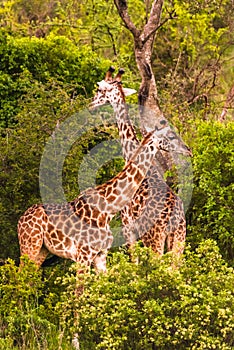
(90, 67), (192, 257)
(17, 124), (184, 273)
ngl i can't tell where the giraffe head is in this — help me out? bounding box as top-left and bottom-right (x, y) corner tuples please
(148, 125), (192, 156)
(90, 67), (192, 157)
(90, 67), (136, 109)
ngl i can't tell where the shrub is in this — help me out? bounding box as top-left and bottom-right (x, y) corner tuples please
(74, 241), (234, 349)
(187, 121), (234, 265)
(0, 33), (110, 127)
(1, 241), (234, 349)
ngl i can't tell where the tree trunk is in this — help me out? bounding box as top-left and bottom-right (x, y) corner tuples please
(135, 0), (164, 133)
(114, 0), (165, 133)
(114, 0), (177, 175)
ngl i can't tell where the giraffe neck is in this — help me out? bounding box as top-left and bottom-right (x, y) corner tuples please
(89, 132), (159, 215)
(112, 101), (139, 162)
(111, 99), (164, 178)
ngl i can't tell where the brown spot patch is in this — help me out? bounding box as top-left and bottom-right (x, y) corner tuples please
(107, 195), (116, 202)
(84, 204), (91, 217)
(91, 219), (98, 228)
(56, 230), (64, 241)
(106, 186), (112, 197)
(92, 207), (100, 219)
(64, 236), (72, 247)
(50, 232), (57, 239)
(48, 223), (55, 232)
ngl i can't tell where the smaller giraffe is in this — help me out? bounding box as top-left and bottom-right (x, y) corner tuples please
(90, 67), (192, 257)
(18, 126), (178, 272)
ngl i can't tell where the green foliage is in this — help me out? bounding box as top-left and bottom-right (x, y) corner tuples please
(0, 32), (110, 127)
(76, 242), (234, 349)
(156, 0), (233, 116)
(0, 257), (50, 349)
(0, 79), (81, 260)
(0, 257), (73, 349)
(1, 242), (233, 349)
(187, 121), (234, 265)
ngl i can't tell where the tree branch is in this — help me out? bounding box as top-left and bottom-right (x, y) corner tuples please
(106, 25), (118, 56)
(114, 0), (140, 38)
(142, 10), (176, 45)
(140, 0), (164, 43)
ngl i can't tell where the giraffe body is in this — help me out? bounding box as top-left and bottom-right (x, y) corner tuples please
(90, 68), (192, 256)
(18, 129), (171, 270)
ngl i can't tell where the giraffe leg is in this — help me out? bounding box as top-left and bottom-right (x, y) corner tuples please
(121, 211), (140, 263)
(17, 205), (50, 266)
(72, 334), (80, 350)
(167, 232), (185, 256)
(72, 250), (92, 350)
(166, 218), (186, 257)
(34, 246), (50, 266)
(18, 225), (49, 267)
(141, 228), (166, 256)
(93, 250), (108, 273)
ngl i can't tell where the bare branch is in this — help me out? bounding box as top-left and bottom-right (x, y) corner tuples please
(106, 25), (118, 56)
(142, 11), (176, 45)
(145, 0), (151, 23)
(114, 0), (140, 38)
(141, 0), (164, 43)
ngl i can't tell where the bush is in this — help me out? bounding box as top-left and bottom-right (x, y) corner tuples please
(187, 121), (234, 265)
(0, 32), (110, 127)
(0, 241), (234, 349)
(0, 257), (73, 349)
(75, 241), (234, 349)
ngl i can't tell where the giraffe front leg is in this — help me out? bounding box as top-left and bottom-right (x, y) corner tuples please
(121, 208), (140, 263)
(72, 334), (80, 350)
(34, 246), (50, 266)
(92, 229), (113, 273)
(72, 248), (95, 350)
(166, 229), (186, 270)
(122, 225), (139, 264)
(93, 250), (108, 273)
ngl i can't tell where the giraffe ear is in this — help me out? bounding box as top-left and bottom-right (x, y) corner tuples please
(122, 88), (137, 96)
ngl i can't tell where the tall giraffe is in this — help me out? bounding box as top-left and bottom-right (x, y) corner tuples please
(90, 67), (192, 256)
(18, 125), (184, 272)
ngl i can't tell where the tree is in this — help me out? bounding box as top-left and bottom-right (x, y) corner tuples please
(113, 0), (233, 126)
(113, 0), (192, 193)
(114, 0), (164, 131)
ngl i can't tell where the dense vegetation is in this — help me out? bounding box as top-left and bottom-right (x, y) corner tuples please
(1, 242), (234, 349)
(0, 0), (233, 348)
